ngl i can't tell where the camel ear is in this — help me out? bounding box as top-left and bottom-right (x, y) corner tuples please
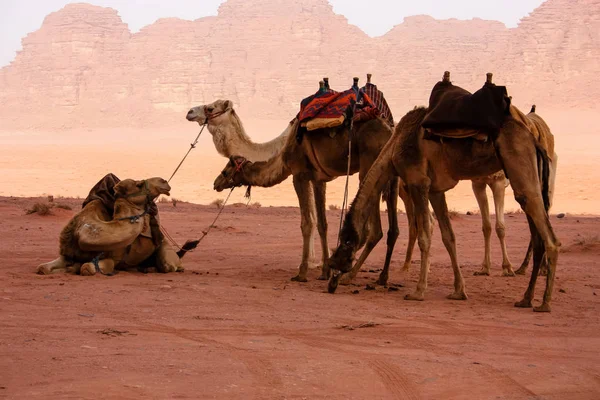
(113, 182), (127, 196)
(224, 100), (233, 110)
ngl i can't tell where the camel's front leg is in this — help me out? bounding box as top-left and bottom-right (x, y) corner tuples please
(472, 181), (492, 276)
(156, 241), (184, 273)
(399, 183), (417, 272)
(36, 256), (69, 275)
(404, 181), (433, 301)
(312, 181), (331, 280)
(490, 178), (514, 276)
(430, 192), (467, 300)
(80, 258), (116, 276)
(376, 178), (400, 286)
(291, 176), (315, 282)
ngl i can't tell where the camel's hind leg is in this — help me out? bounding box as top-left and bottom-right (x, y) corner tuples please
(291, 176), (315, 282)
(376, 178), (400, 286)
(490, 177), (514, 276)
(472, 181), (492, 276)
(312, 181), (331, 280)
(497, 125), (560, 312)
(36, 256), (69, 275)
(429, 192), (467, 300)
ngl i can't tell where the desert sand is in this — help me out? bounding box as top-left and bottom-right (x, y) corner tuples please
(1, 196), (599, 399)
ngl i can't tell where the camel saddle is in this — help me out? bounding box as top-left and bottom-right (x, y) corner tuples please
(362, 82), (394, 128)
(422, 80), (511, 140)
(82, 173), (157, 239)
(297, 88), (379, 132)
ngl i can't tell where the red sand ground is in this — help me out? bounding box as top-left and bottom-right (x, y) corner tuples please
(1, 196), (599, 399)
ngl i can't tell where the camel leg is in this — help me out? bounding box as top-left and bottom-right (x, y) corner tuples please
(497, 127), (560, 312)
(291, 176), (315, 282)
(36, 256), (69, 275)
(81, 258), (116, 276)
(399, 183), (417, 272)
(515, 216), (544, 308)
(312, 181), (331, 280)
(376, 178), (400, 286)
(156, 241), (183, 273)
(404, 180), (433, 301)
(429, 192), (468, 300)
(490, 178), (514, 276)
(472, 181), (492, 276)
(515, 241), (533, 275)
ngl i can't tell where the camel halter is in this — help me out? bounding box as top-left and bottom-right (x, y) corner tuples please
(118, 180), (153, 223)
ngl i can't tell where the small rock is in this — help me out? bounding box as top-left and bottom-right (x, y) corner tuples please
(251, 286), (257, 289)
(160, 285), (172, 290)
(59, 283), (65, 286)
(466, 211), (473, 216)
(78, 313), (94, 318)
(81, 345), (96, 349)
(557, 213), (566, 219)
(593, 292), (597, 296)
(365, 284), (376, 291)
(473, 362), (481, 365)
(559, 288), (566, 293)
(388, 287), (399, 292)
(352, 290), (360, 295)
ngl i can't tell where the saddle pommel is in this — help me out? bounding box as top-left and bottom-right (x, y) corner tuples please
(486, 73), (493, 84)
(443, 71), (450, 82)
(367, 73), (372, 83)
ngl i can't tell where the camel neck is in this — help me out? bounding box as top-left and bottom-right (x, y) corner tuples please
(240, 154), (291, 188)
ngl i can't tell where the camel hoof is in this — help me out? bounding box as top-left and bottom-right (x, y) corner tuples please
(375, 277), (388, 286)
(404, 292), (424, 301)
(291, 275), (308, 283)
(514, 266), (528, 275)
(533, 303), (551, 313)
(502, 269), (516, 277)
(36, 265), (52, 275)
(80, 263), (96, 276)
(514, 299), (532, 308)
(473, 270), (490, 276)
(401, 263), (411, 272)
(328, 274), (341, 294)
(447, 291), (468, 301)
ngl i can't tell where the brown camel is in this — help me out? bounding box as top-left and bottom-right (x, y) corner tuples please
(402, 105), (558, 277)
(213, 114), (401, 285)
(36, 177), (193, 276)
(328, 78), (560, 312)
(188, 85), (417, 281)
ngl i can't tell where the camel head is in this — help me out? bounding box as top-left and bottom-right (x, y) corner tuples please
(213, 156), (249, 192)
(186, 100), (233, 124)
(326, 214), (361, 275)
(114, 177), (171, 205)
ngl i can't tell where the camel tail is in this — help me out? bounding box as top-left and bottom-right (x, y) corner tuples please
(177, 239), (200, 258)
(535, 142), (551, 212)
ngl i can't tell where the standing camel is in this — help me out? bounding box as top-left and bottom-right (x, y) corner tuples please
(213, 114), (400, 284)
(328, 74), (560, 312)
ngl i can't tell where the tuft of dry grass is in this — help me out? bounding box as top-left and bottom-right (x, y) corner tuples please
(26, 203), (53, 216)
(158, 197), (170, 203)
(251, 202), (262, 208)
(171, 198), (180, 208)
(328, 204), (340, 211)
(562, 234), (600, 253)
(210, 199), (225, 208)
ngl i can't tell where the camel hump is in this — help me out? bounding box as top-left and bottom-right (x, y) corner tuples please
(530, 104), (537, 113)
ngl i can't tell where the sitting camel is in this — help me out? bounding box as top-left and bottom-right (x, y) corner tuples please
(328, 74), (560, 312)
(37, 177), (196, 276)
(213, 111), (401, 284)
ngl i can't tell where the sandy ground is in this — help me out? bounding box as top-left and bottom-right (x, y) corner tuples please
(0, 108), (598, 214)
(1, 196), (599, 399)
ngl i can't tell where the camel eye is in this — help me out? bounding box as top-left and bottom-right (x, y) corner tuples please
(207, 107), (214, 113)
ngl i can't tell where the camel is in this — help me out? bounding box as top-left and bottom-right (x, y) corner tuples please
(402, 105), (558, 277)
(187, 95), (417, 282)
(213, 112), (401, 284)
(36, 177), (194, 276)
(328, 76), (560, 312)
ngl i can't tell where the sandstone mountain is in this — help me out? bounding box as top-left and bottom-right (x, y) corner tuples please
(0, 0), (598, 129)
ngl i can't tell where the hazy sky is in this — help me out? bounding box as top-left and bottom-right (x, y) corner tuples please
(0, 0), (545, 67)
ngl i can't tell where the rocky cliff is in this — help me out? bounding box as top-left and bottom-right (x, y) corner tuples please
(0, 0), (598, 129)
